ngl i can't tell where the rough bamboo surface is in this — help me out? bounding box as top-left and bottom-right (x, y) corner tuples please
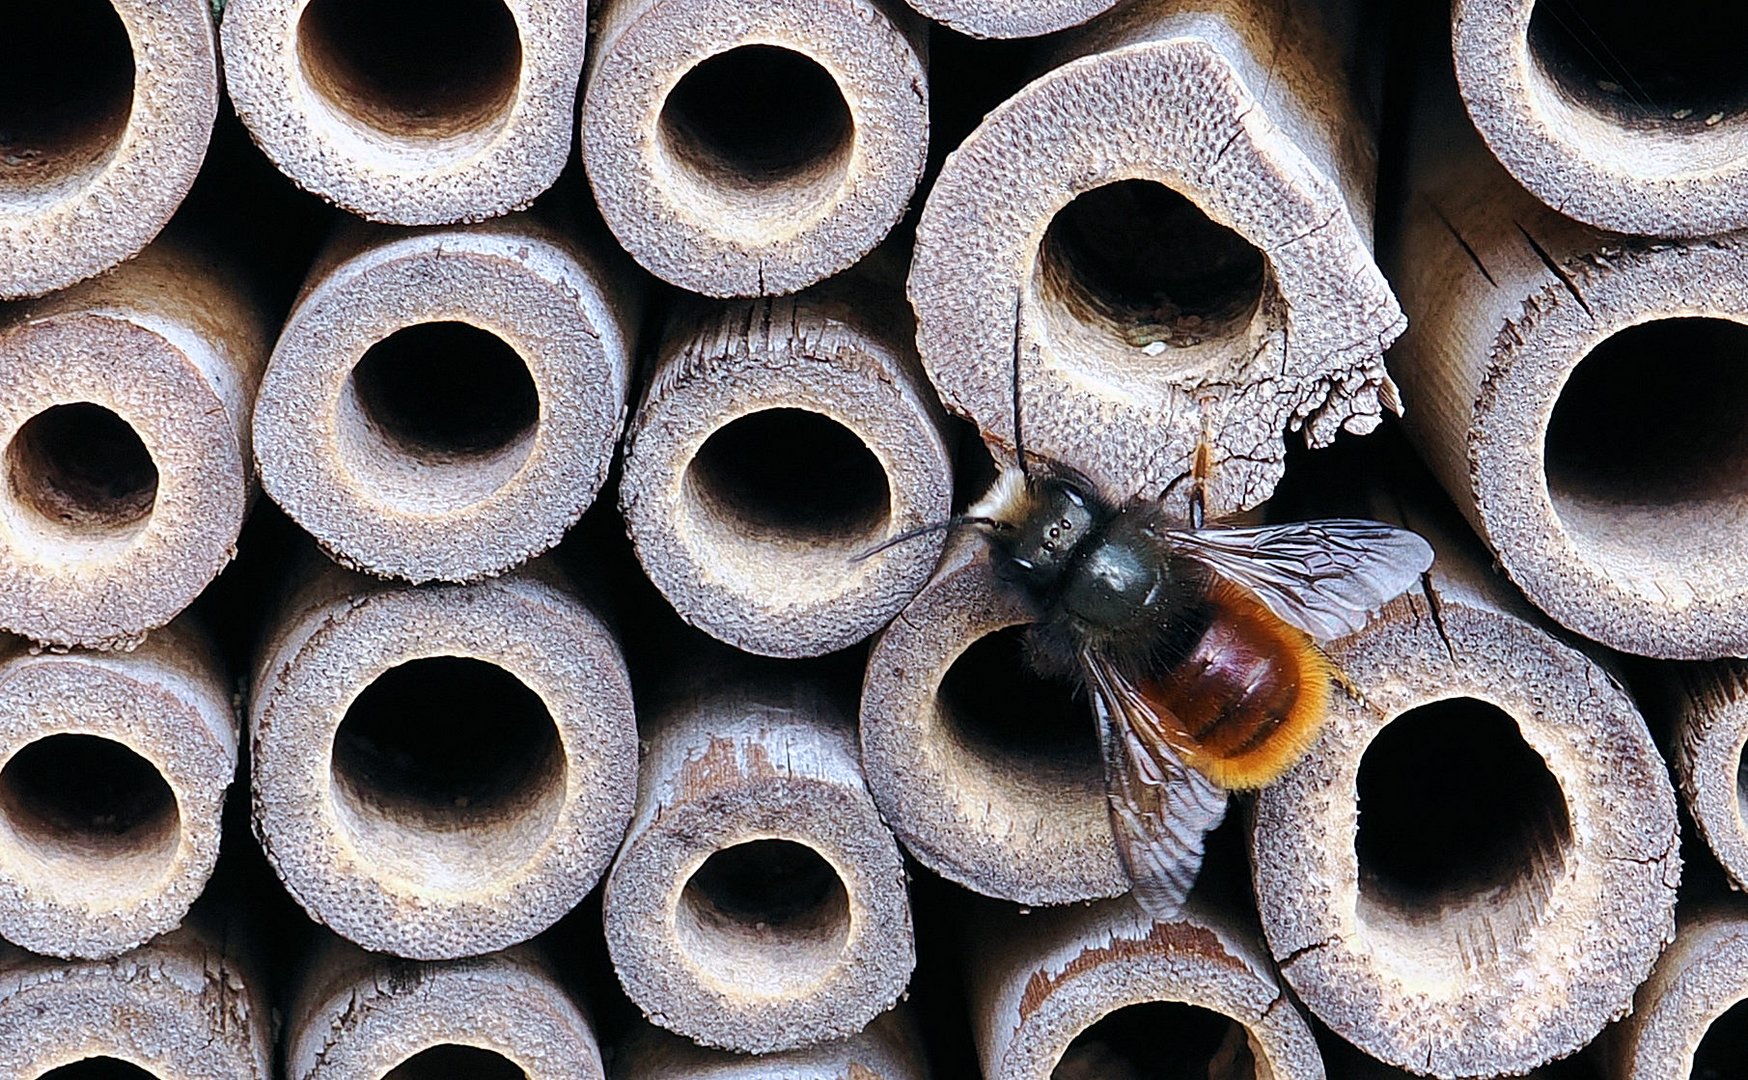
(1667, 663), (1748, 890)
(220, 0), (583, 224)
(249, 556), (638, 960)
(910, 0), (1403, 512)
(0, 0), (218, 299)
(253, 215), (637, 583)
(860, 535), (1125, 905)
(0, 925), (271, 1078)
(900, 0), (1119, 39)
(1452, 0), (1748, 236)
(0, 236), (268, 649)
(969, 896), (1325, 1080)
(615, 1010), (932, 1079)
(1387, 89), (1748, 659)
(604, 663), (914, 1053)
(1608, 904), (1748, 1079)
(285, 935), (605, 1080)
(1250, 500), (1681, 1078)
(582, 0), (929, 296)
(620, 266), (954, 657)
(0, 616), (235, 960)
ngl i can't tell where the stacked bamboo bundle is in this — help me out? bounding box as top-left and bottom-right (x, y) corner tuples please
(3, 0), (1746, 1076)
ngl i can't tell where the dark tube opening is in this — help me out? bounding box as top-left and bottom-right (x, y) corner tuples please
(1355, 698), (1570, 917)
(678, 838), (852, 969)
(0, 0), (134, 197)
(1693, 997), (1748, 1079)
(659, 45), (854, 192)
(351, 321), (539, 463)
(938, 626), (1099, 782)
(0, 734), (179, 866)
(6, 403), (158, 534)
(297, 0), (522, 138)
(687, 408), (890, 546)
(1038, 180), (1266, 354)
(36, 1059), (160, 1080)
(384, 1045), (527, 1080)
(1055, 1001), (1256, 1080)
(1529, 0), (1748, 126)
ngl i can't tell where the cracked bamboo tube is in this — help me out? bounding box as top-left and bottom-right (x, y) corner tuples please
(1609, 904), (1748, 1079)
(0, 925), (271, 1079)
(1388, 68), (1748, 659)
(250, 555), (638, 960)
(859, 535), (1123, 905)
(220, 0), (582, 224)
(253, 216), (636, 584)
(0, 236), (267, 650)
(603, 661), (913, 1053)
(1250, 500), (1680, 1078)
(286, 934), (604, 1080)
(613, 1010), (931, 1079)
(910, 0), (1403, 512)
(619, 266), (954, 657)
(900, 0), (1119, 38)
(0, 0), (217, 299)
(1666, 664), (1748, 890)
(0, 616), (235, 960)
(1452, 0), (1748, 236)
(581, 0), (928, 297)
(968, 896), (1324, 1080)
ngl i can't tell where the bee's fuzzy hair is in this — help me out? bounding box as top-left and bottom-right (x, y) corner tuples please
(966, 465), (1033, 528)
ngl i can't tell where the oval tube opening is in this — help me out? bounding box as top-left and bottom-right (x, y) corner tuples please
(0, 734), (180, 886)
(6, 403), (158, 538)
(1055, 1001), (1259, 1078)
(37, 1059), (160, 1080)
(676, 838), (852, 993)
(349, 321), (539, 464)
(0, 0), (134, 204)
(936, 625), (1099, 786)
(1693, 998), (1748, 1077)
(384, 1045), (527, 1080)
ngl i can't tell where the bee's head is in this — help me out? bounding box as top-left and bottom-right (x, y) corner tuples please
(969, 463), (1103, 593)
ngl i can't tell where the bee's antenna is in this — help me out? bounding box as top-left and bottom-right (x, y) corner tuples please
(850, 516), (1008, 563)
(1011, 293), (1029, 478)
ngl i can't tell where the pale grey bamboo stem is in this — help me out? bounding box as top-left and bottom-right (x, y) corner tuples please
(612, 1011), (930, 1079)
(1609, 905), (1748, 1079)
(900, 0), (1119, 38)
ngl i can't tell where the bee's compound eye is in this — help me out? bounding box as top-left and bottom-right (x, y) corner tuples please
(1062, 486), (1086, 508)
(1011, 557), (1036, 572)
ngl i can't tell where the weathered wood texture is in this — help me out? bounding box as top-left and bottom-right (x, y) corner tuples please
(1667, 664), (1748, 890)
(1250, 498), (1680, 1077)
(249, 555), (637, 960)
(582, 0), (928, 296)
(1608, 904), (1748, 1079)
(910, 0), (1402, 512)
(968, 896), (1324, 1079)
(1452, 0), (1748, 236)
(0, 236), (267, 649)
(220, 0), (582, 223)
(1387, 75), (1748, 659)
(0, 616), (234, 960)
(0, 0), (217, 299)
(0, 925), (271, 1078)
(604, 664), (913, 1052)
(900, 0), (1119, 38)
(286, 934), (605, 1079)
(620, 266), (954, 657)
(613, 1010), (931, 1079)
(860, 535), (1124, 904)
(254, 215), (637, 583)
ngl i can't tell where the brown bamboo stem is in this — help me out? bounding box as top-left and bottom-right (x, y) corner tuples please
(581, 0), (929, 297)
(619, 265), (954, 657)
(0, 0), (217, 299)
(612, 1011), (931, 1079)
(249, 554), (638, 960)
(900, 0), (1119, 38)
(0, 235), (267, 649)
(1249, 499), (1681, 1077)
(219, 0), (582, 224)
(967, 896), (1324, 1079)
(603, 662), (913, 1053)
(285, 933), (604, 1079)
(1608, 904), (1748, 1079)
(909, 0), (1402, 512)
(253, 215), (637, 584)
(1666, 664), (1748, 890)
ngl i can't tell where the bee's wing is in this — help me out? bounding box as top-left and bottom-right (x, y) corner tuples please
(1164, 519), (1434, 641)
(1081, 649), (1228, 919)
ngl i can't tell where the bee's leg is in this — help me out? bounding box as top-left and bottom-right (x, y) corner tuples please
(1333, 666), (1363, 703)
(1189, 411), (1215, 530)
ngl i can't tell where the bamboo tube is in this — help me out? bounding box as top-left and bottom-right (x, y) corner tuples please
(1387, 63), (1748, 659)
(899, 0), (1119, 38)
(581, 0), (928, 297)
(249, 555), (638, 960)
(286, 934), (604, 1079)
(613, 1011), (930, 1079)
(859, 535), (1125, 905)
(1667, 664), (1748, 890)
(253, 216), (636, 584)
(619, 267), (954, 658)
(603, 662), (913, 1053)
(0, 925), (271, 1078)
(1451, 0), (1748, 236)
(0, 237), (267, 650)
(968, 896), (1324, 1080)
(0, 616), (234, 960)
(909, 0), (1403, 511)
(0, 0), (217, 300)
(1249, 500), (1681, 1078)
(1609, 904), (1748, 1080)
(219, 0), (581, 225)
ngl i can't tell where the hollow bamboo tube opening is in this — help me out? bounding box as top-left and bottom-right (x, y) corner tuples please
(613, 1010), (931, 1079)
(384, 1048), (525, 1080)
(582, 0), (928, 296)
(1609, 906), (1748, 1079)
(349, 323), (540, 464)
(898, 0), (1119, 39)
(222, 0), (581, 224)
(676, 839), (854, 990)
(0, 0), (216, 300)
(38, 1061), (159, 1080)
(0, 734), (180, 886)
(5, 404), (159, 545)
(1664, 665), (1748, 890)
(251, 560), (636, 959)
